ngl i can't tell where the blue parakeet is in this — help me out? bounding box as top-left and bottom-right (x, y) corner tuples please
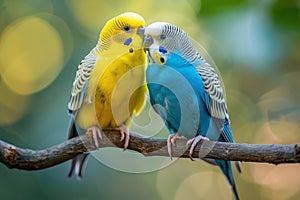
(144, 22), (241, 200)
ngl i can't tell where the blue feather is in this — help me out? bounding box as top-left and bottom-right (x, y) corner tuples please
(147, 59), (210, 139)
(146, 48), (239, 200)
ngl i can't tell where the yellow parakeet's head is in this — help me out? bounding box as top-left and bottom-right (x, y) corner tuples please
(98, 12), (145, 52)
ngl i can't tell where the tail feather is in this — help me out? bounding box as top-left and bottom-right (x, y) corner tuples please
(215, 159), (240, 200)
(231, 184), (240, 200)
(68, 156), (77, 178)
(68, 153), (89, 179)
(67, 118), (89, 179)
(67, 118), (78, 139)
(235, 161), (242, 174)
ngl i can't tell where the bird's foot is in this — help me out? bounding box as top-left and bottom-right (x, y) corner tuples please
(87, 126), (103, 149)
(167, 133), (185, 160)
(186, 135), (209, 161)
(118, 124), (129, 150)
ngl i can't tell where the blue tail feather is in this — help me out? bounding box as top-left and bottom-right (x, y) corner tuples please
(215, 159), (240, 200)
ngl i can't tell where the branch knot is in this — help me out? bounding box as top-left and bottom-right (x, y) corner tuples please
(4, 146), (18, 168)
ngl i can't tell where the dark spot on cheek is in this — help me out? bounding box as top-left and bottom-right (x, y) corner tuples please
(129, 48), (133, 53)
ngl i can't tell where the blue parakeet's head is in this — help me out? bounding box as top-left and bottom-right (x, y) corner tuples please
(144, 22), (203, 67)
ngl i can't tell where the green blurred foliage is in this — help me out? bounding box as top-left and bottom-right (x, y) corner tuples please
(270, 0), (300, 31)
(195, 0), (246, 17)
(0, 0), (300, 199)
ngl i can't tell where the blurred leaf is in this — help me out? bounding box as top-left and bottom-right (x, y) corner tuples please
(270, 0), (300, 31)
(197, 0), (246, 17)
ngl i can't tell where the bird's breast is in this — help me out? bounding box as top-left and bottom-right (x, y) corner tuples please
(90, 49), (146, 128)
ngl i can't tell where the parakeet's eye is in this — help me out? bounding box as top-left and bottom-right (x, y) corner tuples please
(123, 25), (131, 32)
(160, 34), (166, 40)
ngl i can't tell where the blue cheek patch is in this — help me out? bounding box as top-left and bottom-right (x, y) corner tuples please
(159, 46), (168, 54)
(124, 37), (132, 46)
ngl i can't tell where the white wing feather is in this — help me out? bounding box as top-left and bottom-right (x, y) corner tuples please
(68, 47), (98, 113)
(195, 62), (229, 120)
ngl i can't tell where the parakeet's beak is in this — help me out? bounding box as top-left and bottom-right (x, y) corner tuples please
(137, 26), (145, 39)
(143, 35), (153, 48)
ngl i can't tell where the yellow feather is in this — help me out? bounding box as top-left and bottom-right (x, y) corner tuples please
(74, 12), (146, 130)
(67, 12), (146, 178)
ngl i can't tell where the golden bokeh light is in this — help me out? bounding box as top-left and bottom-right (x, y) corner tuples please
(251, 163), (300, 199)
(0, 82), (30, 125)
(174, 172), (232, 200)
(66, 0), (203, 41)
(35, 13), (74, 64)
(258, 86), (291, 115)
(256, 85), (300, 143)
(0, 16), (64, 95)
(155, 159), (237, 200)
(156, 160), (200, 200)
(66, 0), (115, 36)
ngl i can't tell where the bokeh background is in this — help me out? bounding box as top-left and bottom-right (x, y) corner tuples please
(1, 0), (300, 199)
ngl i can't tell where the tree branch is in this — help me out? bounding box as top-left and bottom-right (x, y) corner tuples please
(0, 130), (299, 170)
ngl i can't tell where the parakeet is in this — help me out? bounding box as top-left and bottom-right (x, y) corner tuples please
(144, 22), (241, 200)
(67, 12), (147, 178)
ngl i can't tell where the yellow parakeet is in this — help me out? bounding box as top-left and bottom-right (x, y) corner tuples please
(67, 12), (147, 178)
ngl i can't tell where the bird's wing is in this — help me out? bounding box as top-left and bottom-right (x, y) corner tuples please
(195, 62), (228, 119)
(195, 62), (233, 142)
(68, 48), (98, 114)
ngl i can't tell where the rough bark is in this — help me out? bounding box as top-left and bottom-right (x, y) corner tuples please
(0, 130), (299, 170)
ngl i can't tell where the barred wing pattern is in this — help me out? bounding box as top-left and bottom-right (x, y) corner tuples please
(68, 48), (98, 113)
(195, 62), (229, 120)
